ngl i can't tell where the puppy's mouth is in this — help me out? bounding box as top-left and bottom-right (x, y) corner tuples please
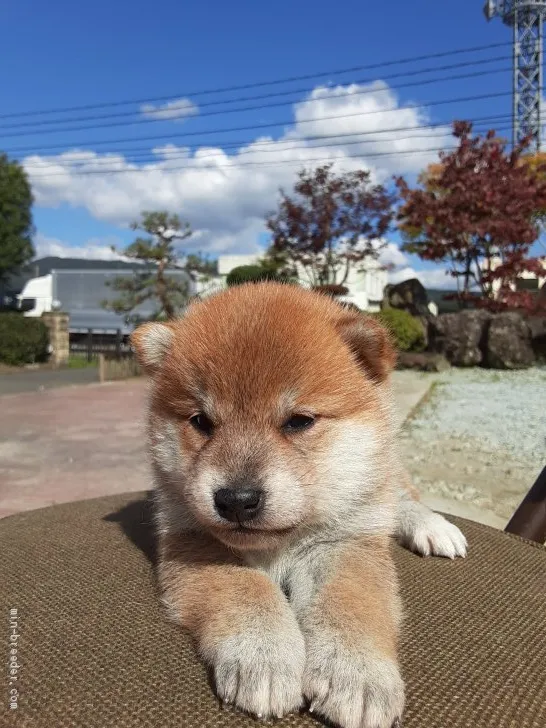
(209, 521), (298, 546)
(231, 524), (295, 536)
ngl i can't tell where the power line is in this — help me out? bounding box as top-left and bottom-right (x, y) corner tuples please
(0, 40), (512, 122)
(23, 146), (460, 178)
(0, 54), (511, 132)
(26, 135), (518, 179)
(7, 91), (513, 156)
(23, 121), (513, 172)
(0, 65), (511, 140)
(21, 112), (511, 163)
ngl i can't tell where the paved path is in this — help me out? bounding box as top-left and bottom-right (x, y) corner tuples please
(391, 371), (433, 430)
(0, 373), (432, 519)
(0, 367), (99, 395)
(0, 380), (149, 518)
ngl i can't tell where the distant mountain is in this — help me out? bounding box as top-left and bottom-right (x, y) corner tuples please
(426, 288), (474, 314)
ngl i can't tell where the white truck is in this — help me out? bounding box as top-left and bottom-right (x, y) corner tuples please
(17, 268), (193, 334)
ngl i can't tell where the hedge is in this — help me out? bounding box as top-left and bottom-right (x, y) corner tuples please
(374, 307), (426, 352)
(226, 265), (291, 287)
(312, 284), (350, 297)
(0, 314), (49, 365)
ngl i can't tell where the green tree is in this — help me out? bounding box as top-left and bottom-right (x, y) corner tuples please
(257, 244), (298, 280)
(0, 154), (34, 282)
(226, 264), (287, 287)
(184, 252), (218, 284)
(102, 211), (192, 320)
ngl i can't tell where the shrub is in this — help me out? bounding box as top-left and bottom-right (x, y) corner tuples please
(312, 284), (350, 297)
(0, 314), (49, 365)
(375, 307), (426, 352)
(226, 265), (289, 287)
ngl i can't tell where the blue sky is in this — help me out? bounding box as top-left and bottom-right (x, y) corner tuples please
(0, 0), (528, 287)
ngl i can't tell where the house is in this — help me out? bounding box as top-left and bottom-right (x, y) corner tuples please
(489, 256), (546, 296)
(212, 254), (388, 312)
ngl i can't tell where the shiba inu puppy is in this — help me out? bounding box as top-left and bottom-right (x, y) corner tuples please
(131, 282), (466, 728)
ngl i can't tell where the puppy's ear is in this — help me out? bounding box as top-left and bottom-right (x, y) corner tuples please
(336, 313), (397, 383)
(130, 322), (174, 375)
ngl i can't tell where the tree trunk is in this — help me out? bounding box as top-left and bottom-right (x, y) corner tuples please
(156, 258), (175, 319)
(340, 256), (351, 285)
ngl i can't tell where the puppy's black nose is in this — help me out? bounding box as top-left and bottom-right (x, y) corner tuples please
(213, 488), (264, 523)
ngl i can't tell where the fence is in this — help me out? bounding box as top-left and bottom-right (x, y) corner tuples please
(69, 329), (132, 363)
(69, 328), (142, 382)
(97, 354), (141, 382)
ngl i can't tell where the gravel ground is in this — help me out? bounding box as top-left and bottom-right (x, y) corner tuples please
(399, 367), (546, 521)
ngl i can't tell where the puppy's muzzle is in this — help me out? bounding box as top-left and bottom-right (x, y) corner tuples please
(213, 487), (265, 523)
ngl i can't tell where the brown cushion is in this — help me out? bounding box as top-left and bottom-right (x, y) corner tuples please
(1, 492), (545, 728)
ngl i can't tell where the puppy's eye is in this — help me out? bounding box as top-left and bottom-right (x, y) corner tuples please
(282, 414), (315, 433)
(189, 413), (214, 437)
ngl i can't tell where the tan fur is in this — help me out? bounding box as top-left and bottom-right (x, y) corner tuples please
(314, 536), (401, 659)
(160, 533), (292, 641)
(132, 282), (466, 728)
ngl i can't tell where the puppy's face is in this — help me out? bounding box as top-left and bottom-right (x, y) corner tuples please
(132, 284), (396, 551)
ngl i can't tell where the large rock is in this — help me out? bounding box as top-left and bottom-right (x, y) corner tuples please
(396, 351), (451, 372)
(527, 315), (546, 362)
(383, 278), (430, 317)
(427, 310), (491, 366)
(486, 313), (535, 369)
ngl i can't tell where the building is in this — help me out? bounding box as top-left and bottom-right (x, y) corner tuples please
(13, 258), (195, 334)
(489, 256), (546, 297)
(213, 254), (388, 312)
(1, 257), (146, 311)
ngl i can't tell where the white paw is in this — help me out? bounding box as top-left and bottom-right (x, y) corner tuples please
(396, 500), (467, 558)
(304, 642), (404, 728)
(208, 624), (305, 719)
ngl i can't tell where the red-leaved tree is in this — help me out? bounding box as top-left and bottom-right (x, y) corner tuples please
(396, 121), (546, 312)
(266, 164), (396, 286)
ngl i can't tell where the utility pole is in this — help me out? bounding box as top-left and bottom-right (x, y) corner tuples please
(484, 0), (546, 151)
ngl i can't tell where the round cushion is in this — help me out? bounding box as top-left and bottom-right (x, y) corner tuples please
(1, 493), (545, 728)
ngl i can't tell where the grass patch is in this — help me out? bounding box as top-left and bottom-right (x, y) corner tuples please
(65, 355), (98, 369)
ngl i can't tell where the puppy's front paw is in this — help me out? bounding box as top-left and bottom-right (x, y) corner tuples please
(397, 501), (467, 559)
(209, 625), (305, 720)
(304, 641), (404, 728)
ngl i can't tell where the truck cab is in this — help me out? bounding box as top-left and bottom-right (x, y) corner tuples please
(16, 274), (54, 316)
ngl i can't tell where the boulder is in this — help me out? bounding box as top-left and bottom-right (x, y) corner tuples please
(486, 313), (535, 369)
(382, 278), (430, 317)
(396, 351), (451, 372)
(527, 315), (546, 362)
(417, 315), (431, 350)
(427, 310), (491, 366)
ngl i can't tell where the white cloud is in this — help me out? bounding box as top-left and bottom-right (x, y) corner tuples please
(24, 81), (452, 256)
(140, 97), (198, 121)
(34, 232), (128, 261)
(377, 242), (454, 289)
(378, 241), (408, 269)
(388, 265), (454, 289)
